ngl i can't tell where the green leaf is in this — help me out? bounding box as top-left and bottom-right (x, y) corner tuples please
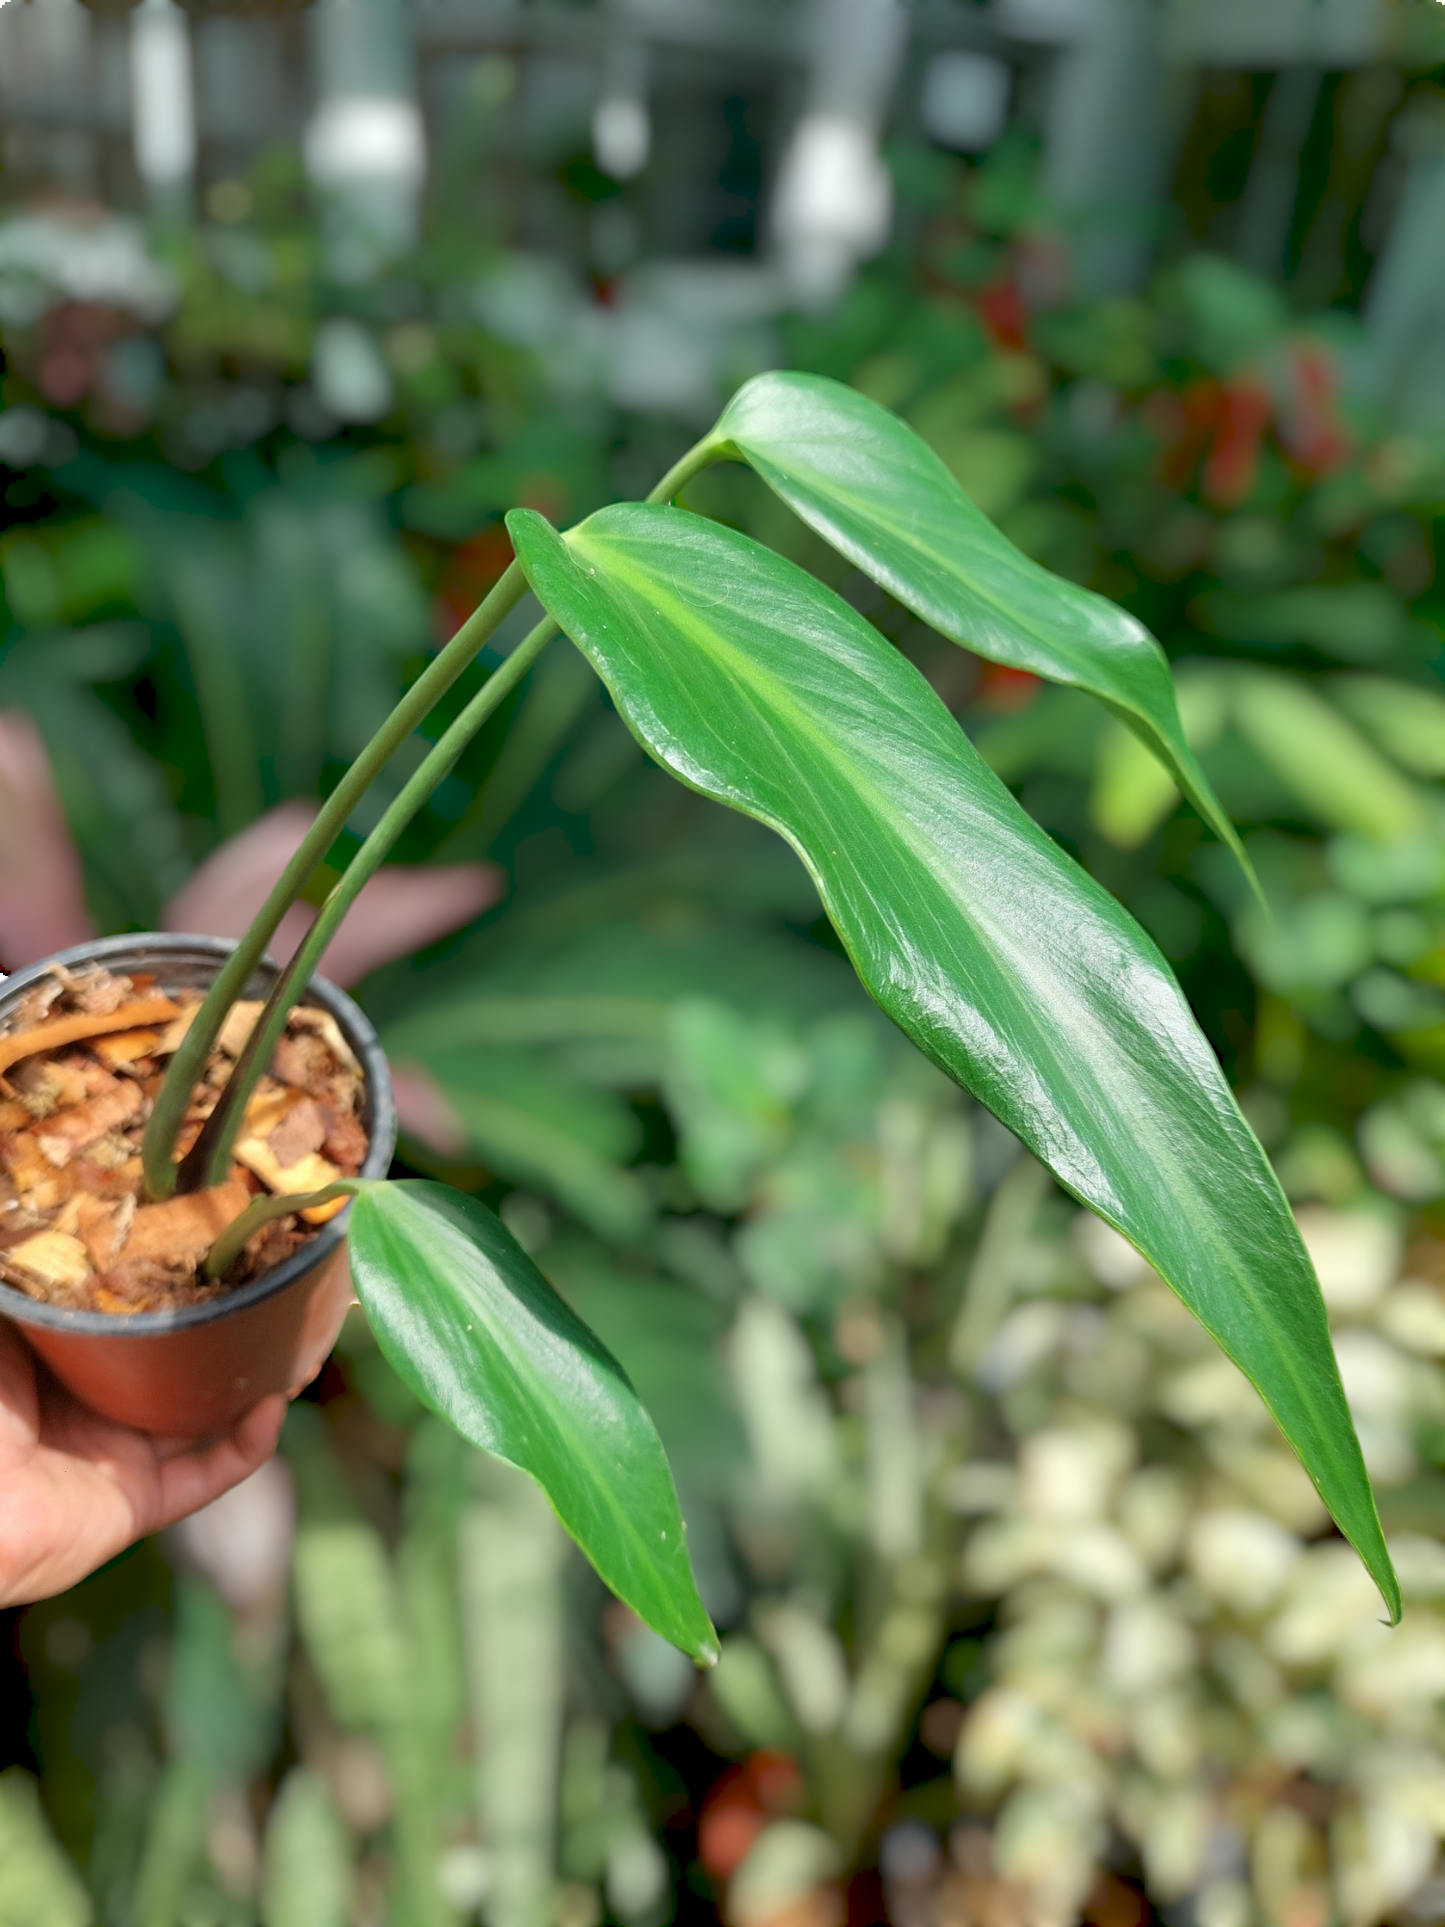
(286, 1411), (413, 1734)
(0, 1770), (91, 1927)
(1196, 583), (1407, 664)
(261, 1771), (354, 1927)
(544, 1238), (748, 1495)
(1231, 670), (1425, 841)
(349, 1180), (718, 1662)
(389, 1043), (651, 1241)
(704, 371), (1251, 886)
(1330, 674), (1445, 780)
(508, 501), (1398, 1621)
(284, 1410), (453, 1926)
(460, 1467), (566, 1927)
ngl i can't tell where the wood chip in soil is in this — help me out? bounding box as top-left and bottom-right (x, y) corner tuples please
(0, 963), (369, 1314)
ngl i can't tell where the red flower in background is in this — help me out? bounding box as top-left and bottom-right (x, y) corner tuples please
(698, 1751), (804, 1880)
(1148, 373), (1269, 508)
(1147, 338), (1349, 508)
(974, 662), (1040, 712)
(1275, 340), (1351, 478)
(975, 277), (1029, 354)
(1151, 378), (1222, 492)
(433, 522), (514, 643)
(1201, 376), (1271, 508)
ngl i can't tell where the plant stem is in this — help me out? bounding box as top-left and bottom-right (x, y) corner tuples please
(142, 560), (529, 1199)
(646, 438), (725, 505)
(204, 1180), (369, 1280)
(179, 613), (559, 1193)
(149, 425), (719, 1201)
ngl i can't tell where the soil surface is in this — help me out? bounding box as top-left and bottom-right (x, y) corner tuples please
(0, 963), (369, 1314)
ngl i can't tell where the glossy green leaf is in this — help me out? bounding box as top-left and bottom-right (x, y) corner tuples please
(508, 501), (1398, 1620)
(704, 371), (1250, 882)
(349, 1180), (718, 1662)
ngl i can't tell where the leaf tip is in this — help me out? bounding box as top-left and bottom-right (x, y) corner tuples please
(504, 505), (554, 543)
(1361, 1532), (1401, 1627)
(1233, 836), (1269, 919)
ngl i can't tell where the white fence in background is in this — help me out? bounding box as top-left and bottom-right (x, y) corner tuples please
(0, 0), (1441, 416)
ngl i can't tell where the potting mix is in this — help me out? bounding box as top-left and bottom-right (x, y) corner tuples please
(0, 963), (368, 1313)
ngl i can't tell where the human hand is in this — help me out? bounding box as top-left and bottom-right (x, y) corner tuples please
(0, 1320), (287, 1608)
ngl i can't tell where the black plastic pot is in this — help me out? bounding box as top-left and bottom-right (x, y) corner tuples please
(0, 934), (396, 1438)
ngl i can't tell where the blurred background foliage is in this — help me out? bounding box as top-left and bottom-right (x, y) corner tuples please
(5, 7), (1445, 1925)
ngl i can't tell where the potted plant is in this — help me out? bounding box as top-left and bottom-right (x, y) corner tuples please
(0, 372), (1400, 1663)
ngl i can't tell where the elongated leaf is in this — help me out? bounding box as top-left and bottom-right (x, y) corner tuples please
(1230, 669), (1426, 839)
(388, 1042), (651, 1240)
(460, 1469), (565, 1927)
(1331, 673), (1445, 779)
(262, 1771), (353, 1927)
(0, 1770), (91, 1927)
(349, 1180), (718, 1662)
(704, 371), (1250, 882)
(508, 502), (1398, 1619)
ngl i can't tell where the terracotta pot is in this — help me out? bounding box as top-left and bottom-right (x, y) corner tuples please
(0, 934), (396, 1438)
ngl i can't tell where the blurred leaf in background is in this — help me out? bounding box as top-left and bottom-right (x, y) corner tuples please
(4, 72), (1445, 1927)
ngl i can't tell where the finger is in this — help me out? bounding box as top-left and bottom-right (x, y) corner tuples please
(0, 1469), (141, 1609)
(148, 1394), (287, 1534)
(0, 1320), (41, 1457)
(1, 1390), (285, 1609)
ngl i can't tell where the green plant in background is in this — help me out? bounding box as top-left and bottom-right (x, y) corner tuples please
(92, 361), (1392, 1666)
(757, 168), (1445, 1229)
(6, 128), (1445, 1927)
(949, 1200), (1445, 1927)
(15, 979), (1444, 1927)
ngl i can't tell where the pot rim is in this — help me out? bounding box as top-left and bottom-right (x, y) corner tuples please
(0, 932), (396, 1339)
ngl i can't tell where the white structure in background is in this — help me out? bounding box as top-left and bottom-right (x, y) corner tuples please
(0, 0), (99, 199)
(592, 37), (651, 183)
(771, 0), (905, 308)
(1000, 0), (1166, 295)
(130, 0), (196, 215)
(305, 0), (425, 273)
(0, 208), (174, 327)
(5, 0), (1435, 420)
(312, 312), (394, 423)
(919, 49), (1013, 154)
(1365, 97), (1445, 426)
(996, 0), (1390, 296)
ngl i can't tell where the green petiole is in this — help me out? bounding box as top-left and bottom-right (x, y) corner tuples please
(203, 1179), (371, 1281)
(141, 559), (530, 1200)
(178, 613), (559, 1192)
(145, 427), (727, 1202)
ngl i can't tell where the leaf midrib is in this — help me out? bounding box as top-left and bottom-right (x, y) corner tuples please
(730, 405), (1167, 707)
(567, 525), (1353, 1492)
(731, 402), (1246, 870)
